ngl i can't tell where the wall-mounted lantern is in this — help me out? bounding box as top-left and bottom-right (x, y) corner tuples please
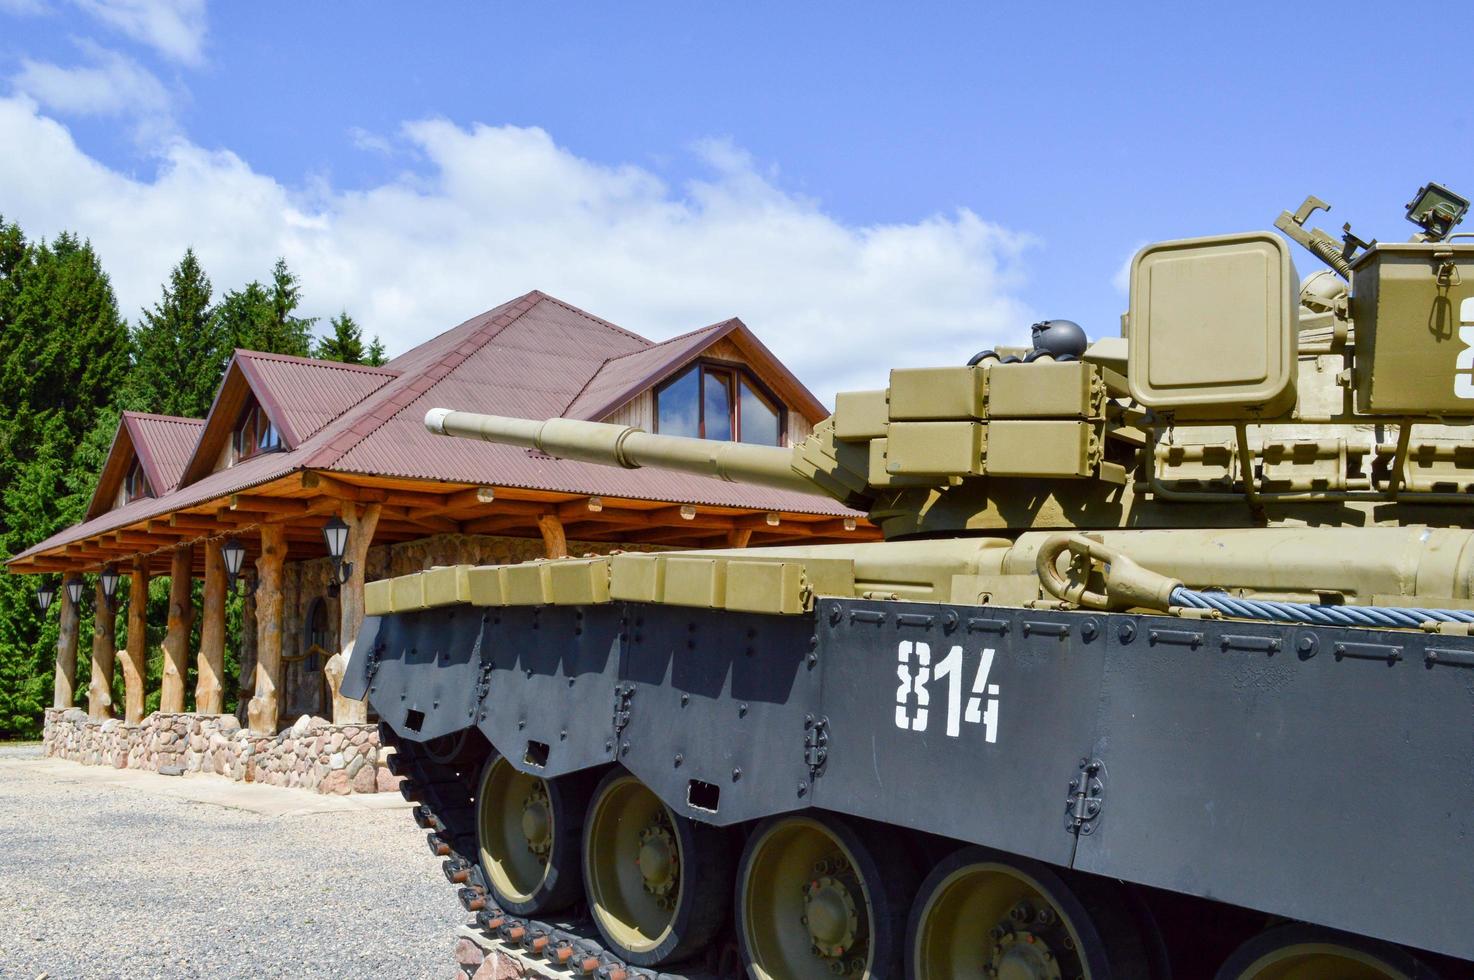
(65, 577), (86, 609)
(35, 580), (55, 614)
(322, 515), (351, 586)
(221, 538), (246, 593)
(100, 566), (121, 612)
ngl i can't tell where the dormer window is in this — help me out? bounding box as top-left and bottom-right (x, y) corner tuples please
(654, 362), (786, 446)
(232, 399), (283, 463)
(122, 458), (151, 504)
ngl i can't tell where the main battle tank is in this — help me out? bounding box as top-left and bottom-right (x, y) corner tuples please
(343, 183), (1474, 979)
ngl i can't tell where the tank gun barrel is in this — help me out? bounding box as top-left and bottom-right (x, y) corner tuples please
(425, 408), (825, 497)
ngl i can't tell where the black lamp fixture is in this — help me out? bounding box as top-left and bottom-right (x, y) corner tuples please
(65, 577), (85, 609)
(322, 515), (351, 585)
(100, 566), (121, 611)
(221, 538), (246, 593)
(35, 580), (55, 614)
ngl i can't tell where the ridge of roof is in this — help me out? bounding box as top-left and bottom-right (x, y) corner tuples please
(532, 291), (653, 347)
(120, 411), (205, 426)
(298, 292), (548, 470)
(599, 318), (734, 364)
(235, 348), (401, 377)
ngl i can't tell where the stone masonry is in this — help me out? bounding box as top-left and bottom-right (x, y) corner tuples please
(43, 707), (400, 795)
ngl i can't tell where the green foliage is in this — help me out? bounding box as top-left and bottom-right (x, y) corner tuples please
(124, 249), (228, 419)
(0, 225), (374, 735)
(0, 224), (128, 737)
(365, 335), (387, 367)
(315, 311), (366, 363)
(219, 258), (317, 357)
(313, 309), (390, 367)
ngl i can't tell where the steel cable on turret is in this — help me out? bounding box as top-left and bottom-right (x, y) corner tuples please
(1168, 588), (1474, 630)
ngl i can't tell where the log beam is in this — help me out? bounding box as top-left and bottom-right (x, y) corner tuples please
(247, 525), (286, 734)
(537, 513), (568, 559)
(159, 545), (195, 713)
(123, 559), (149, 724)
(52, 580), (81, 709)
(328, 500), (381, 724)
(195, 540), (226, 714)
(87, 579), (116, 719)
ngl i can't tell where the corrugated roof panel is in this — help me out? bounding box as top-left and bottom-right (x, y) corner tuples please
(238, 352), (399, 444)
(126, 414), (205, 492)
(564, 322), (730, 420)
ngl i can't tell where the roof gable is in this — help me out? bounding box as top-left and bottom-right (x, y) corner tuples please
(85, 412), (205, 520)
(178, 351), (399, 487)
(565, 317), (829, 423)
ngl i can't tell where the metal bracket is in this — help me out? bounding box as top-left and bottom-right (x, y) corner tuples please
(473, 656), (494, 705)
(803, 714), (829, 776)
(1065, 757), (1106, 837)
(612, 683), (634, 736)
(363, 643), (383, 687)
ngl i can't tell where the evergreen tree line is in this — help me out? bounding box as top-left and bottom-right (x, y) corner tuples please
(0, 215), (387, 738)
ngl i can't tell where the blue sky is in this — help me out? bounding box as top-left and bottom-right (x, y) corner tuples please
(0, 1), (1462, 401)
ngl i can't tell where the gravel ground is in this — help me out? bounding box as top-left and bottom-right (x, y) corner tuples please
(0, 744), (464, 979)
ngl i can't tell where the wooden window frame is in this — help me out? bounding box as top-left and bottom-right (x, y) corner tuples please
(123, 457), (152, 503)
(231, 398), (285, 464)
(652, 358), (788, 445)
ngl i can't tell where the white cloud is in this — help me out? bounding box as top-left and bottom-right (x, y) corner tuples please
(12, 43), (171, 118)
(70, 0), (206, 66)
(0, 101), (1037, 402)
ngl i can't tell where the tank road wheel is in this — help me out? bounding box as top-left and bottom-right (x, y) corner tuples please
(1215, 923), (1442, 980)
(907, 847), (1150, 980)
(476, 755), (590, 915)
(582, 768), (731, 966)
(423, 728), (477, 768)
(737, 813), (914, 979)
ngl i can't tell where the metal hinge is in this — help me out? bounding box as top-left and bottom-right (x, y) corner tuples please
(1064, 757), (1105, 837)
(363, 643), (383, 685)
(803, 714), (829, 775)
(612, 683), (635, 736)
(473, 657), (494, 704)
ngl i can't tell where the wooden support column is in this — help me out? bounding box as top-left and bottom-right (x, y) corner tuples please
(327, 501), (381, 725)
(537, 513), (568, 559)
(726, 528), (754, 549)
(247, 525), (286, 734)
(159, 544), (195, 713)
(52, 583), (81, 709)
(195, 541), (226, 714)
(123, 559), (148, 724)
(86, 579), (116, 719)
(235, 579), (257, 727)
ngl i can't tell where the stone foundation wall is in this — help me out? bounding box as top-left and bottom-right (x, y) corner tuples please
(43, 708), (400, 795)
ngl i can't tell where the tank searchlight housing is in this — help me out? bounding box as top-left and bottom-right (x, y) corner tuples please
(1404, 181), (1469, 242)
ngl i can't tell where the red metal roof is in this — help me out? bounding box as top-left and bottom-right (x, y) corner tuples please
(83, 413), (206, 520)
(127, 413), (206, 492)
(10, 291), (859, 566)
(564, 321), (731, 420)
(235, 351), (400, 445)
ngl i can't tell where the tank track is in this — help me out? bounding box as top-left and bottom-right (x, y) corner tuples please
(383, 724), (735, 980)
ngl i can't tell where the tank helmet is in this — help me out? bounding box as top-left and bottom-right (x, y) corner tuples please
(1030, 319), (1088, 360)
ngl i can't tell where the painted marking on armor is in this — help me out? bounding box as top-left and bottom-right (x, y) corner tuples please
(896, 641), (998, 742)
(1457, 298), (1474, 399)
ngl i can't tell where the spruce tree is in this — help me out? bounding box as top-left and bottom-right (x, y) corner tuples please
(124, 248), (227, 419)
(314, 311), (366, 364)
(0, 229), (129, 735)
(365, 335), (388, 367)
(217, 259), (316, 357)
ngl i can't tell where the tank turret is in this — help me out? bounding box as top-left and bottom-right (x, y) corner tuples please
(428, 182), (1474, 540)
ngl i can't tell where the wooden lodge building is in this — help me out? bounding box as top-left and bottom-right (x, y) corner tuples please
(9, 291), (875, 742)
